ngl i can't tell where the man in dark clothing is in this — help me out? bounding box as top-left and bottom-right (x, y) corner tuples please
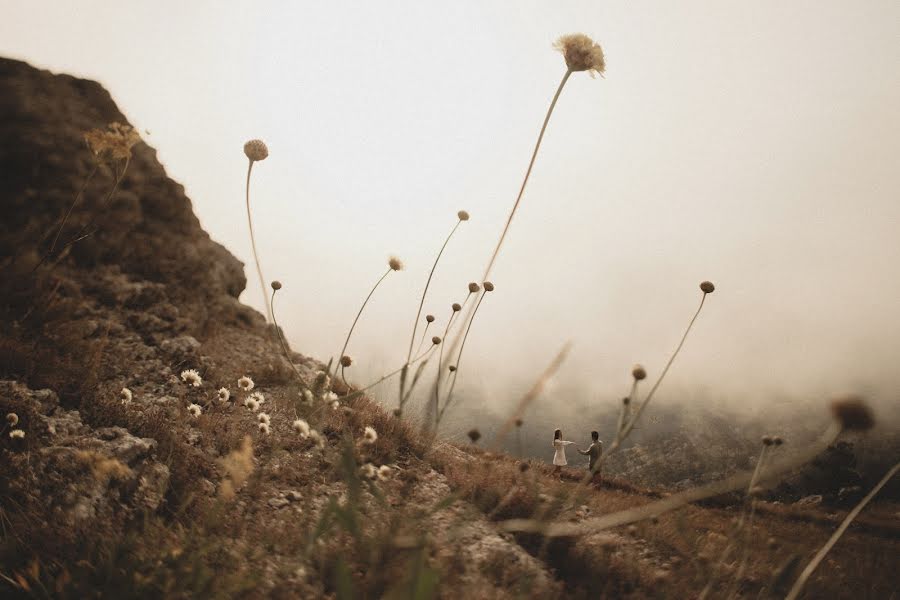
(578, 431), (603, 487)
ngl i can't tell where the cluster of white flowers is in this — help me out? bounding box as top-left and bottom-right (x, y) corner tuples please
(120, 388), (133, 405)
(217, 388), (230, 403)
(362, 426), (378, 445)
(187, 403), (202, 418)
(181, 369), (202, 387)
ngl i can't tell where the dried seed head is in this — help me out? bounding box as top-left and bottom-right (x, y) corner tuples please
(514, 418), (524, 428)
(773, 436), (784, 446)
(554, 34), (606, 76)
(467, 428), (482, 443)
(622, 397), (631, 406)
(762, 435), (774, 446)
(518, 461), (530, 473)
(483, 281), (495, 292)
(243, 139), (269, 162)
(632, 365), (647, 381)
(468, 282), (480, 293)
(431, 336), (442, 345)
(388, 256), (404, 271)
(426, 314), (435, 323)
(84, 122), (141, 160)
(271, 280), (282, 291)
(448, 365), (457, 372)
(6, 413), (18, 427)
(452, 303), (462, 312)
(340, 355), (353, 368)
(457, 210), (470, 221)
(392, 408), (402, 417)
(830, 396), (875, 431)
(700, 281), (715, 294)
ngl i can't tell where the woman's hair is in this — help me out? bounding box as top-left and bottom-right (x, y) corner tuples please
(554, 429), (562, 440)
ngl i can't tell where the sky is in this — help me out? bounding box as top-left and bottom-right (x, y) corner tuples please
(2, 1), (899, 428)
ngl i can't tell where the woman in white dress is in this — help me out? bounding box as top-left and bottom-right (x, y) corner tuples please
(552, 428), (575, 474)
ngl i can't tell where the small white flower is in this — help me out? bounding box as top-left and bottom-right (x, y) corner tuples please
(217, 388), (230, 403)
(120, 388), (133, 405)
(325, 392), (338, 403)
(244, 398), (260, 412)
(187, 403), (202, 418)
(6, 413), (19, 427)
(301, 389), (314, 405)
(10, 429), (25, 440)
(362, 426), (378, 445)
(258, 422), (270, 435)
(238, 376), (254, 391)
(377, 465), (392, 481)
(309, 429), (326, 449)
(258, 412), (270, 425)
(249, 391), (265, 405)
(331, 400), (340, 410)
(360, 463), (377, 479)
(181, 369), (202, 387)
(292, 419), (310, 437)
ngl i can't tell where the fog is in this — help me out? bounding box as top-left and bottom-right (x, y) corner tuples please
(3, 1), (899, 429)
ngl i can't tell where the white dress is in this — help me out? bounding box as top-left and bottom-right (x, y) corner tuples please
(552, 439), (574, 466)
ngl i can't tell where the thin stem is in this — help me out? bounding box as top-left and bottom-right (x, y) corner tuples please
(340, 344), (437, 403)
(245, 160), (273, 324)
(335, 267), (392, 378)
(401, 218), (462, 404)
(785, 460), (900, 600)
(271, 289), (309, 387)
(438, 291), (488, 424)
(481, 68), (571, 282)
(48, 162), (99, 254)
(414, 321), (432, 357)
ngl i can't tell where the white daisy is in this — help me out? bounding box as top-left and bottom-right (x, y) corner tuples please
(181, 369), (202, 387)
(120, 388), (132, 405)
(217, 388), (230, 403)
(187, 403), (202, 418)
(238, 376), (254, 391)
(9, 429), (25, 439)
(362, 426), (378, 445)
(258, 412), (270, 425)
(325, 392), (338, 403)
(249, 391), (265, 405)
(292, 419), (310, 437)
(258, 422), (270, 435)
(244, 398), (260, 412)
(377, 465), (392, 481)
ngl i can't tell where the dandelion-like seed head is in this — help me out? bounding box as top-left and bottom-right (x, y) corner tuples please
(483, 281), (495, 292)
(10, 429), (25, 440)
(340, 355), (353, 368)
(6, 413), (19, 427)
(362, 426), (378, 445)
(388, 256), (404, 271)
(187, 403), (202, 418)
(426, 314), (435, 323)
(292, 418), (310, 437)
(271, 280), (282, 291)
(700, 281), (716, 294)
(120, 388), (132, 405)
(554, 34), (606, 76)
(632, 365), (647, 381)
(830, 396), (875, 431)
(467, 428), (482, 444)
(258, 412), (270, 425)
(238, 376), (254, 391)
(181, 369), (202, 387)
(84, 122), (141, 160)
(457, 210), (470, 221)
(258, 422), (270, 435)
(432, 336), (442, 345)
(218, 388), (230, 403)
(468, 282), (480, 294)
(243, 139), (269, 162)
(452, 303), (462, 312)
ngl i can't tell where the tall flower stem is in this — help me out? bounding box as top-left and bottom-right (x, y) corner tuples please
(271, 288), (308, 387)
(340, 344), (438, 403)
(245, 161), (273, 323)
(785, 461), (900, 600)
(335, 267), (392, 378)
(438, 290), (489, 424)
(425, 295), (471, 429)
(401, 217), (463, 406)
(48, 162), (99, 255)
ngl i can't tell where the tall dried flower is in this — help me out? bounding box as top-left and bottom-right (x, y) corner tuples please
(243, 138), (273, 323)
(554, 34), (606, 76)
(334, 257), (403, 378)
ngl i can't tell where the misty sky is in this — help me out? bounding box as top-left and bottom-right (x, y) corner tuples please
(3, 1), (899, 425)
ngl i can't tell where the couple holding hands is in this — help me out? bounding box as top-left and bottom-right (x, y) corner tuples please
(552, 428), (603, 484)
